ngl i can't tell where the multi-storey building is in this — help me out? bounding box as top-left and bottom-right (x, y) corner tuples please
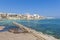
(0, 13), (45, 20)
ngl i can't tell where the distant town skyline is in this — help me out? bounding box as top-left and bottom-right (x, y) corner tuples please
(0, 0), (60, 18)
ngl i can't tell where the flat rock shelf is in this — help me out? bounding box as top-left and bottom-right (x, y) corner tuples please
(0, 32), (37, 40)
(12, 22), (58, 40)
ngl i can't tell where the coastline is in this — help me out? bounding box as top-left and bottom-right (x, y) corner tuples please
(0, 19), (60, 40)
(0, 32), (37, 40)
(13, 22), (59, 40)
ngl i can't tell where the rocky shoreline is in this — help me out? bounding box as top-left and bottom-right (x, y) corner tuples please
(13, 22), (58, 40)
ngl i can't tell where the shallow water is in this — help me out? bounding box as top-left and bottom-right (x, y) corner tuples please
(0, 19), (60, 39)
(16, 19), (60, 39)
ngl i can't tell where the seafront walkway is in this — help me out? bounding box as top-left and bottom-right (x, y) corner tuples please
(13, 22), (58, 40)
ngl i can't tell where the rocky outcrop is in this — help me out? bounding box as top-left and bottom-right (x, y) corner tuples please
(0, 26), (5, 30)
(13, 22), (58, 40)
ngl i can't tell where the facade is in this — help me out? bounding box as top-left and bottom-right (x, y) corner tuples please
(0, 13), (45, 20)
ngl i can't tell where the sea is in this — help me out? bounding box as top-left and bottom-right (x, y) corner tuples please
(0, 19), (60, 39)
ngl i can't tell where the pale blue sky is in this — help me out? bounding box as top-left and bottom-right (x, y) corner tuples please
(0, 0), (60, 18)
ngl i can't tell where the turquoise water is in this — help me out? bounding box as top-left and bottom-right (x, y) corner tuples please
(0, 20), (19, 32)
(16, 19), (60, 39)
(0, 19), (60, 39)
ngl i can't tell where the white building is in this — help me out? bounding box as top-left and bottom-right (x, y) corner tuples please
(33, 14), (40, 19)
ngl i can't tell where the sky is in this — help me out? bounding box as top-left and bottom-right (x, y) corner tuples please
(0, 0), (60, 18)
